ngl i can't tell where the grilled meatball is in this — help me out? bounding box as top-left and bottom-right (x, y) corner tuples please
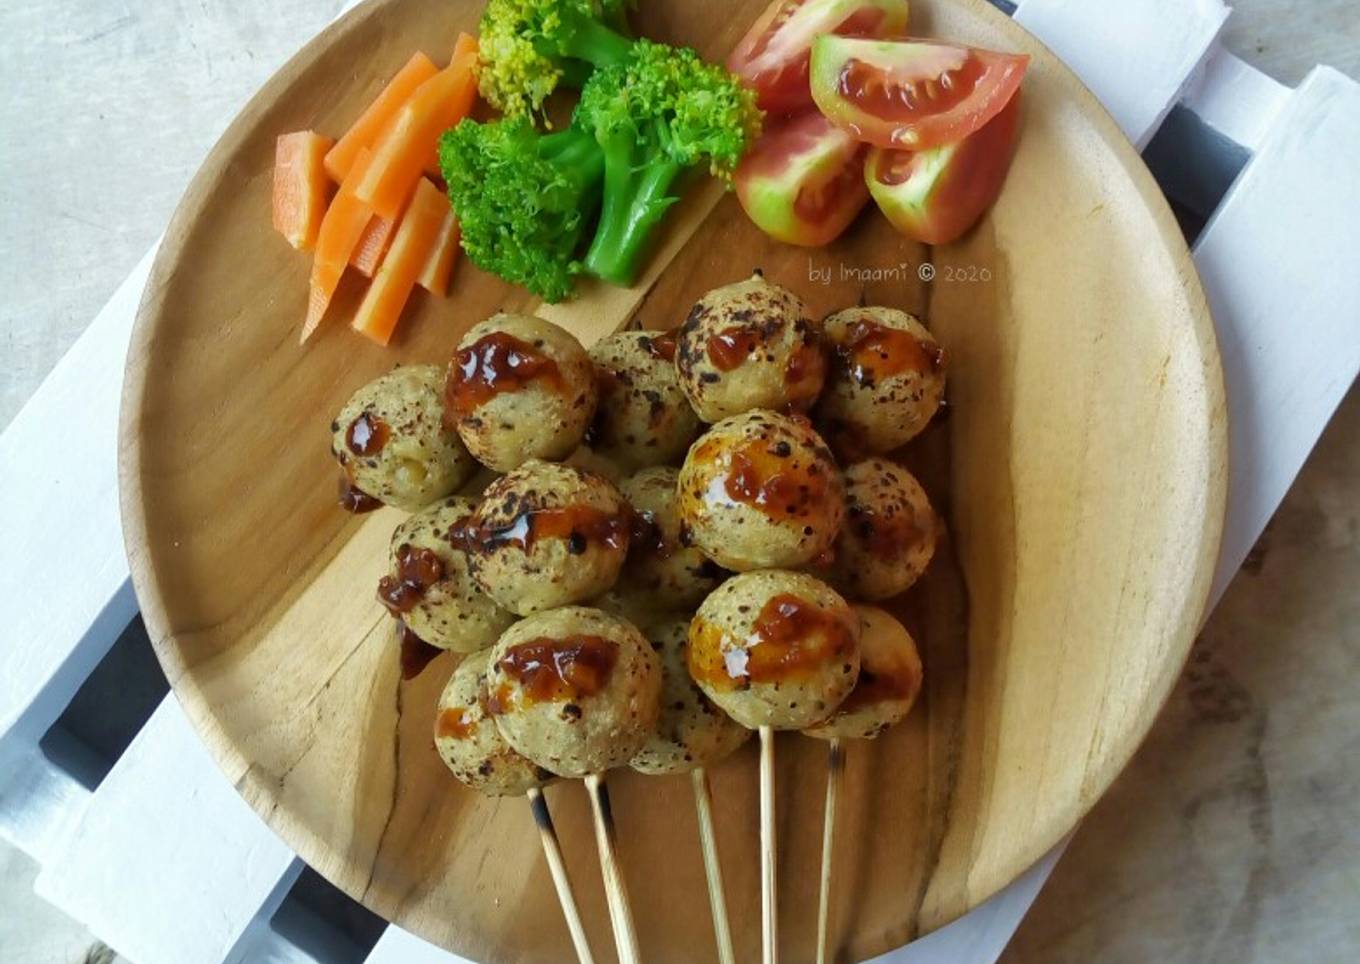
(688, 570), (860, 729)
(826, 458), (936, 600)
(631, 618), (750, 775)
(678, 410), (845, 571)
(377, 496), (515, 652)
(466, 460), (631, 616)
(587, 330), (702, 471)
(675, 273), (825, 422)
(487, 606), (662, 777)
(816, 307), (946, 458)
(805, 606), (922, 740)
(617, 467), (726, 610)
(331, 365), (476, 511)
(435, 650), (550, 796)
(444, 313), (597, 472)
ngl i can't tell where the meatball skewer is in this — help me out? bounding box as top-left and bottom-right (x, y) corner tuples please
(689, 570), (863, 964)
(804, 606), (924, 964)
(433, 652), (598, 963)
(486, 606), (663, 964)
(630, 617), (750, 964)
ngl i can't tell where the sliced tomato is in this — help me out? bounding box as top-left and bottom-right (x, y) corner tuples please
(867, 90), (1021, 244)
(736, 111), (871, 246)
(728, 0), (910, 115)
(810, 35), (1028, 150)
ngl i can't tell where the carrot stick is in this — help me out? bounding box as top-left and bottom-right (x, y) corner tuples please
(416, 207), (460, 295)
(302, 147), (376, 343)
(324, 52), (439, 183)
(272, 131), (334, 250)
(351, 214), (399, 277)
(355, 34), (478, 221)
(352, 178), (448, 345)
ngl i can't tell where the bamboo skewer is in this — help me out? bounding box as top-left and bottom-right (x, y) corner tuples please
(526, 787), (597, 964)
(759, 725), (778, 964)
(815, 739), (845, 964)
(585, 773), (641, 964)
(690, 767), (737, 964)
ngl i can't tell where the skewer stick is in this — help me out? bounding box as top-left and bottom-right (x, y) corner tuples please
(585, 773), (641, 964)
(526, 787), (597, 964)
(690, 767), (737, 964)
(759, 725), (778, 964)
(815, 739), (845, 964)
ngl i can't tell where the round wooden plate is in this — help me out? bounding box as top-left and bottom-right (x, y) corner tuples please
(120, 0), (1226, 960)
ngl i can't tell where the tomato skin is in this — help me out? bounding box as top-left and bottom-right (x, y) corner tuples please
(728, 0), (911, 116)
(867, 90), (1021, 245)
(810, 35), (1028, 150)
(736, 110), (871, 247)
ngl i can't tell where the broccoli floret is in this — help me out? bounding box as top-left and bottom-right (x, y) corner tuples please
(575, 39), (762, 286)
(478, 0), (636, 119)
(439, 116), (604, 302)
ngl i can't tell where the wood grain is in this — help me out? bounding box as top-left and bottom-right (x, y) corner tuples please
(119, 0), (1226, 961)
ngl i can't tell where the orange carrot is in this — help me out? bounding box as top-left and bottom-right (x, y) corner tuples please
(351, 214), (398, 277)
(352, 178), (448, 345)
(417, 208), (460, 295)
(272, 131), (334, 250)
(302, 148), (376, 343)
(355, 34), (478, 221)
(324, 52), (439, 183)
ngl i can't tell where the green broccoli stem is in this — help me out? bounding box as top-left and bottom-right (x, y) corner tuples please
(583, 145), (684, 286)
(557, 15), (634, 68)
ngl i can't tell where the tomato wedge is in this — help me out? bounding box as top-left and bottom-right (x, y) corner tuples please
(867, 90), (1021, 244)
(728, 0), (910, 115)
(810, 35), (1028, 150)
(736, 111), (870, 246)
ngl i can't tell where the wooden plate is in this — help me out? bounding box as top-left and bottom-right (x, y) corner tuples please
(120, 0), (1226, 960)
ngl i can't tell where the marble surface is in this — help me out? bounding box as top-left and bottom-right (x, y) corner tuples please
(1, 1), (1357, 962)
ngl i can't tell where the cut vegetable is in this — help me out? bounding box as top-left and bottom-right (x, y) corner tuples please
(355, 34), (479, 221)
(324, 51), (440, 183)
(416, 209), (461, 295)
(351, 214), (399, 277)
(272, 130), (335, 250)
(302, 147), (376, 343)
(352, 177), (449, 345)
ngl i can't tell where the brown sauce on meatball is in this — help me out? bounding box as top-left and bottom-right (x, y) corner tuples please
(847, 503), (932, 561)
(345, 411), (390, 456)
(706, 327), (762, 371)
(837, 661), (919, 713)
(338, 475), (382, 513)
(628, 509), (670, 560)
(693, 435), (833, 523)
(398, 623), (443, 679)
(457, 505), (629, 555)
(837, 320), (945, 387)
(689, 595), (855, 689)
(644, 330), (678, 362)
(447, 332), (567, 416)
(495, 636), (619, 706)
(377, 544), (445, 615)
(435, 706), (478, 740)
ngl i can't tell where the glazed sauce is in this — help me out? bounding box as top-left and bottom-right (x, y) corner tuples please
(377, 544), (445, 615)
(345, 412), (390, 457)
(694, 435), (833, 523)
(836, 320), (945, 387)
(583, 367), (620, 447)
(495, 636), (619, 707)
(628, 509), (670, 560)
(398, 623), (443, 680)
(643, 329), (678, 363)
(837, 661), (920, 713)
(435, 705), (478, 740)
(458, 505), (629, 555)
(847, 503), (932, 561)
(689, 595), (856, 690)
(706, 326), (762, 371)
(446, 332), (566, 416)
(338, 475), (382, 514)
(782, 340), (826, 408)
(837, 53), (983, 125)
